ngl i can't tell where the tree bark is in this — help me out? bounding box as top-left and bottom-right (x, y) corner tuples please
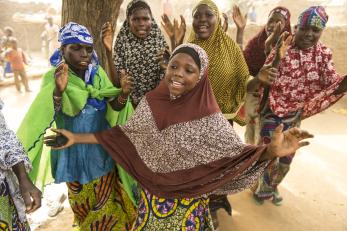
(61, 0), (123, 73)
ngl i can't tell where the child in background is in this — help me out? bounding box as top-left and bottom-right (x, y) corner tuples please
(1, 27), (14, 79)
(4, 38), (31, 92)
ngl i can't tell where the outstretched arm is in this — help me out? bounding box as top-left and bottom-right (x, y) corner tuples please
(259, 124), (313, 161)
(44, 128), (99, 150)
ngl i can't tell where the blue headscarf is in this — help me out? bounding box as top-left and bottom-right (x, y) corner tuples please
(50, 22), (106, 111)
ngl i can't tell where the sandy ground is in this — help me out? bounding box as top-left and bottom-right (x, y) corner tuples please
(1, 78), (347, 231)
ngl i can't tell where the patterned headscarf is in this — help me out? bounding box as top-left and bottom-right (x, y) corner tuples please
(269, 6), (290, 21)
(114, 0), (168, 105)
(297, 6), (328, 29)
(171, 43), (209, 81)
(188, 0), (250, 124)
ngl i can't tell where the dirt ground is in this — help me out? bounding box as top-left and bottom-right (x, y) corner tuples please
(1, 75), (346, 230)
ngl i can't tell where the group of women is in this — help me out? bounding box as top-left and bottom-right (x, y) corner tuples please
(1, 0), (346, 230)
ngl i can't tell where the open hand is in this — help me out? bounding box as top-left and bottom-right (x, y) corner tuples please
(174, 15), (186, 45)
(267, 124), (313, 158)
(275, 31), (292, 60)
(55, 62), (68, 93)
(19, 178), (42, 213)
(101, 21), (114, 52)
(119, 70), (134, 95)
(232, 5), (247, 31)
(161, 14), (174, 38)
(44, 128), (75, 150)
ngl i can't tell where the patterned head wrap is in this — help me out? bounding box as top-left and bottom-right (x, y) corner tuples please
(50, 22), (98, 84)
(269, 6), (290, 21)
(297, 6), (328, 29)
(188, 0), (250, 125)
(114, 0), (168, 105)
(171, 43), (209, 81)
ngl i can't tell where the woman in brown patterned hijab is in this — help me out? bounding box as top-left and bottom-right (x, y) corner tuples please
(45, 43), (313, 230)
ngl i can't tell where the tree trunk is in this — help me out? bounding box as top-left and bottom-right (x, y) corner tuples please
(61, 0), (123, 72)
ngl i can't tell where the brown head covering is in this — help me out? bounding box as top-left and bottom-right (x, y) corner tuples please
(96, 44), (269, 198)
(146, 43), (220, 131)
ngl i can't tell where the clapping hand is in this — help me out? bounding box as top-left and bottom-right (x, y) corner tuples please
(161, 14), (174, 39)
(119, 70), (134, 95)
(174, 15), (186, 45)
(274, 31), (292, 60)
(232, 5), (247, 31)
(265, 21), (282, 55)
(101, 21), (114, 52)
(54, 62), (68, 93)
(161, 14), (186, 48)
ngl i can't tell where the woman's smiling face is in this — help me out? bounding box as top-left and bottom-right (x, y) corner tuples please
(192, 4), (217, 40)
(165, 53), (200, 97)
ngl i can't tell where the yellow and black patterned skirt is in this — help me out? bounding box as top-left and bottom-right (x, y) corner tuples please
(67, 171), (135, 231)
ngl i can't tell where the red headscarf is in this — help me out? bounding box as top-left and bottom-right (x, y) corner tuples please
(243, 6), (291, 76)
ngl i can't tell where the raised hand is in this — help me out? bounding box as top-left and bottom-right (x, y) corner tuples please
(55, 62), (68, 93)
(20, 179), (42, 213)
(161, 14), (174, 39)
(275, 31), (292, 60)
(222, 13), (229, 32)
(119, 70), (134, 95)
(101, 21), (114, 52)
(265, 21), (282, 55)
(174, 15), (186, 45)
(232, 5), (247, 31)
(267, 124), (313, 158)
